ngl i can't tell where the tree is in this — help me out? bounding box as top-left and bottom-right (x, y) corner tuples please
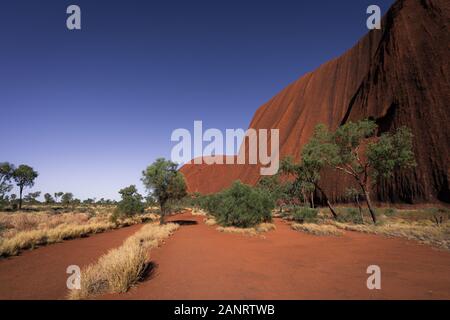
(308, 120), (416, 223)
(61, 192), (74, 207)
(141, 158), (187, 223)
(300, 128), (340, 218)
(24, 191), (41, 204)
(83, 198), (95, 205)
(116, 185), (145, 216)
(12, 165), (38, 210)
(0, 162), (15, 207)
(54, 192), (64, 203)
(44, 193), (55, 204)
(279, 152), (339, 219)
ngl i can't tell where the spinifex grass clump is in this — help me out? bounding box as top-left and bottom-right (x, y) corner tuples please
(70, 222), (179, 299)
(199, 181), (274, 228)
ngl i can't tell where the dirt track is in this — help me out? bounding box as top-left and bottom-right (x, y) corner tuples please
(0, 224), (143, 300)
(107, 213), (450, 300)
(1, 212), (449, 299)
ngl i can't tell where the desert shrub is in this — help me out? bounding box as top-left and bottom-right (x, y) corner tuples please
(291, 207), (319, 223)
(202, 181), (274, 228)
(115, 185), (145, 218)
(199, 193), (221, 214)
(337, 207), (364, 224)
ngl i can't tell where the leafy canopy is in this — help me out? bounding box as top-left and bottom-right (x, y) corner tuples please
(141, 158), (187, 212)
(116, 185), (145, 216)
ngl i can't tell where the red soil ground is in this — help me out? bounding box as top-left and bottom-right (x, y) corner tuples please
(0, 212), (449, 300)
(106, 212), (450, 300)
(0, 224), (142, 300)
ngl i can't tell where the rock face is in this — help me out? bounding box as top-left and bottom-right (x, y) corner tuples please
(181, 0), (450, 204)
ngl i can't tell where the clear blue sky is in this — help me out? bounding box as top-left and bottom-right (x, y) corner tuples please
(0, 0), (395, 200)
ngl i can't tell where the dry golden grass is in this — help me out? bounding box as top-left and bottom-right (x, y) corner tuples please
(0, 211), (158, 257)
(204, 217), (217, 226)
(255, 223), (277, 233)
(216, 223), (276, 237)
(191, 208), (207, 216)
(0, 221), (116, 257)
(291, 223), (344, 236)
(331, 220), (450, 250)
(202, 215), (276, 236)
(69, 222), (179, 299)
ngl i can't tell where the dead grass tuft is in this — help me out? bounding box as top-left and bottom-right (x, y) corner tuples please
(69, 223), (179, 299)
(291, 223), (344, 236)
(204, 217), (217, 226)
(216, 223), (276, 237)
(331, 220), (450, 250)
(191, 209), (207, 216)
(0, 212), (158, 257)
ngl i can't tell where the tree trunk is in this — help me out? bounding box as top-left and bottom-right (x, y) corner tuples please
(302, 190), (307, 206)
(361, 184), (376, 224)
(315, 184), (338, 219)
(19, 186), (23, 210)
(160, 204), (165, 224)
(310, 192), (314, 208)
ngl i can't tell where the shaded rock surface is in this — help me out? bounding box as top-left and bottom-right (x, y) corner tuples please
(181, 0), (450, 204)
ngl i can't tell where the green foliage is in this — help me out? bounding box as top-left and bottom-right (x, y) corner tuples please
(345, 187), (362, 200)
(0, 163), (15, 205)
(291, 207), (319, 223)
(279, 156), (317, 207)
(336, 207), (364, 224)
(304, 120), (416, 223)
(200, 181), (274, 228)
(44, 193), (55, 204)
(141, 158), (187, 222)
(257, 175), (286, 203)
(115, 185), (145, 217)
(24, 191), (41, 204)
(367, 126), (416, 181)
(12, 165), (38, 190)
(61, 192), (74, 207)
(12, 164), (38, 209)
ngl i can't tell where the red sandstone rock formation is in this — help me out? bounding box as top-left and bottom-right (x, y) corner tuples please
(181, 0), (450, 204)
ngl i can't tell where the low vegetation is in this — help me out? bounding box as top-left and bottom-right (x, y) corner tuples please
(0, 210), (158, 257)
(291, 223), (343, 236)
(330, 210), (450, 250)
(216, 223), (276, 237)
(291, 207), (319, 223)
(195, 181), (274, 228)
(69, 222), (179, 299)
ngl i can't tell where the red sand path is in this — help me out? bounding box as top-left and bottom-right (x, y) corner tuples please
(0, 224), (143, 300)
(106, 213), (450, 300)
(1, 213), (449, 300)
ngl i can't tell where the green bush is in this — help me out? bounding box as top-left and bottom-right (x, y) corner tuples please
(291, 207), (319, 223)
(200, 181), (274, 228)
(115, 185), (145, 217)
(337, 207), (364, 224)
